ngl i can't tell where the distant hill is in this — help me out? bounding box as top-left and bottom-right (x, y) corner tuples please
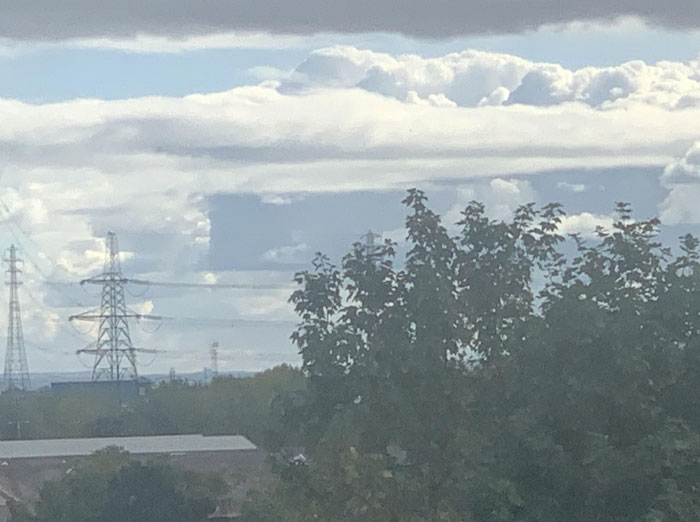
(28, 370), (255, 390)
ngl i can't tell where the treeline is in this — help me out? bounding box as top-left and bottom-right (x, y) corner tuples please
(0, 365), (304, 449)
(241, 191), (700, 521)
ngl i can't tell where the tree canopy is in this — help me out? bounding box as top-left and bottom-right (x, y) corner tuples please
(244, 190), (700, 522)
(9, 447), (226, 522)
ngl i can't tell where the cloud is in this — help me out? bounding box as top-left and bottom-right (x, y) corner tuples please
(287, 47), (532, 106)
(445, 185), (612, 239)
(380, 227), (408, 245)
(283, 46), (700, 110)
(232, 291), (296, 318)
(260, 243), (309, 264)
(5, 45), (700, 371)
(444, 178), (536, 226)
(2, 49), (698, 270)
(260, 194), (294, 205)
(659, 142), (700, 225)
(660, 141), (700, 187)
(2, 2), (700, 41)
(558, 212), (614, 237)
(557, 181), (587, 192)
(65, 33), (320, 53)
(659, 185), (700, 225)
(485, 178), (537, 221)
(248, 67), (293, 83)
(0, 49), (694, 294)
(0, 33), (328, 56)
(2, 80), (689, 187)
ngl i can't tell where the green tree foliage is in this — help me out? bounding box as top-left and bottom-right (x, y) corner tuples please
(0, 365), (305, 449)
(9, 447), (225, 522)
(244, 190), (700, 521)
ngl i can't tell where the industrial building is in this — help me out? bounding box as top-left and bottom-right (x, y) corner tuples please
(49, 379), (148, 403)
(0, 434), (268, 522)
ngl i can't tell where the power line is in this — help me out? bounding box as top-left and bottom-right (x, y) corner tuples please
(22, 285), (89, 342)
(0, 203), (53, 281)
(50, 279), (295, 291)
(0, 242), (87, 308)
(72, 313), (294, 329)
(118, 279), (293, 290)
(0, 197), (99, 311)
(158, 349), (296, 362)
(138, 315), (295, 329)
(0, 196), (83, 279)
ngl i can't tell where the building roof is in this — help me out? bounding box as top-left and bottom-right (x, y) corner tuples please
(0, 435), (256, 459)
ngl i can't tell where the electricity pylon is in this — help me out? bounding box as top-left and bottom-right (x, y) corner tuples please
(362, 230), (382, 261)
(210, 342), (219, 378)
(2, 245), (30, 391)
(69, 232), (156, 382)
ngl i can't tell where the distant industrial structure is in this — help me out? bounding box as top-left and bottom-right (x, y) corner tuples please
(69, 232), (157, 382)
(0, 434), (256, 459)
(362, 229), (383, 264)
(50, 379), (146, 403)
(2, 245), (30, 391)
(210, 341), (219, 378)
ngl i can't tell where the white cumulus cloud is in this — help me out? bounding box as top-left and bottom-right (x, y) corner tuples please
(282, 46), (700, 110)
(660, 142), (700, 225)
(558, 212), (614, 237)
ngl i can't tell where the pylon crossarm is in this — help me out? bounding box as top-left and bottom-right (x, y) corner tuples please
(76, 348), (102, 355)
(131, 348), (162, 354)
(69, 313), (151, 322)
(67, 309), (100, 321)
(79, 277), (129, 285)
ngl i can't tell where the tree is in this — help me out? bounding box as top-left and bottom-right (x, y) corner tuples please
(10, 448), (225, 522)
(102, 460), (223, 522)
(244, 190), (700, 521)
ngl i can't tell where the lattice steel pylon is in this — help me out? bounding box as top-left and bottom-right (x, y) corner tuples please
(2, 245), (30, 391)
(361, 230), (382, 262)
(210, 342), (219, 378)
(69, 232), (156, 382)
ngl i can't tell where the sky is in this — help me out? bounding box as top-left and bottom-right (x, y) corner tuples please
(4, 4), (700, 377)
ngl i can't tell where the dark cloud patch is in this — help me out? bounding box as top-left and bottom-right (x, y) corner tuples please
(208, 191), (416, 271)
(1, 0), (699, 41)
(523, 166), (664, 217)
